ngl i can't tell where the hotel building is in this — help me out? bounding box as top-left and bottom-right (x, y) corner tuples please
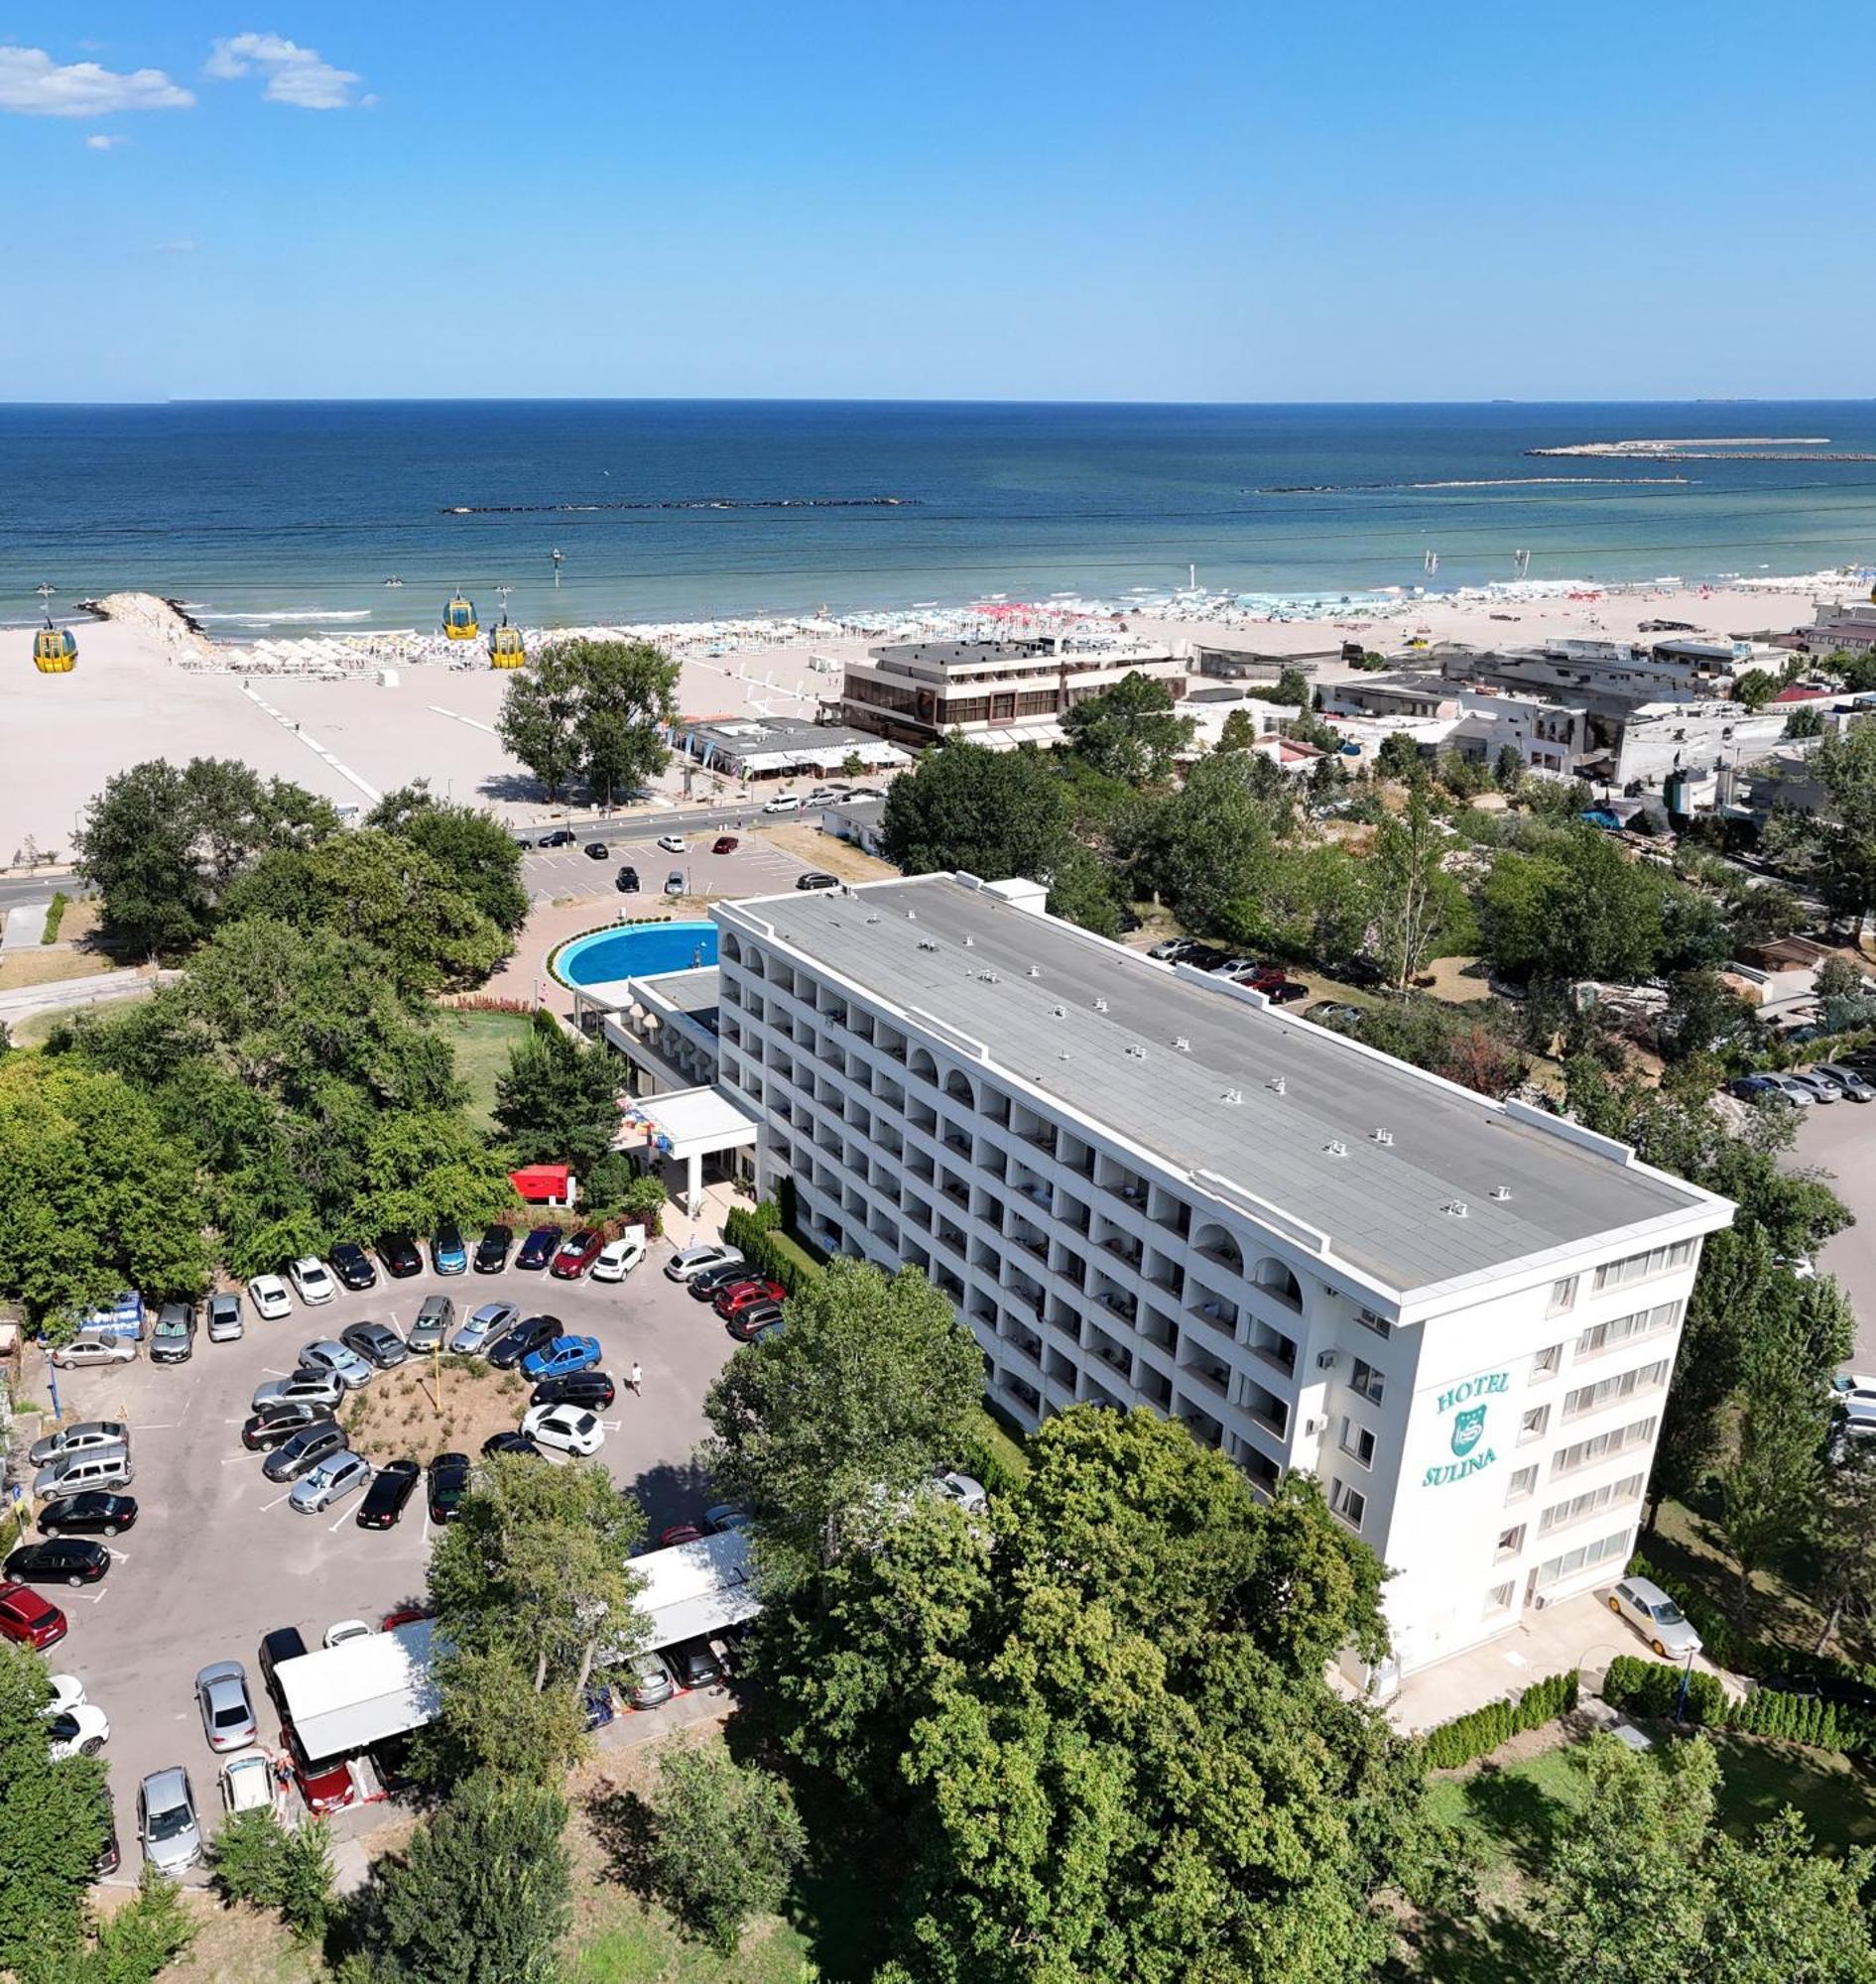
(706, 872), (1731, 1684)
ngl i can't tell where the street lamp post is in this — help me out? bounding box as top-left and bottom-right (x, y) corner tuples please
(1674, 1643), (1695, 1723)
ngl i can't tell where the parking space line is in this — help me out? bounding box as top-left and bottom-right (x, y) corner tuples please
(258, 1492), (291, 1512)
(327, 1507), (354, 1534)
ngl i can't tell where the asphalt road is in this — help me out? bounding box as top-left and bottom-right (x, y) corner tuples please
(1793, 1102), (1876, 1370)
(15, 1240), (743, 1881)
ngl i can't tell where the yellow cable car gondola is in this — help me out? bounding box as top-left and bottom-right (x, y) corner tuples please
(488, 618), (526, 668)
(33, 620), (77, 674)
(442, 590), (479, 640)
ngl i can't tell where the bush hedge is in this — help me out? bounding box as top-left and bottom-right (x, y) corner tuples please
(41, 891), (67, 943)
(1421, 1670), (1580, 1771)
(1602, 1654), (1876, 1756)
(723, 1203), (822, 1298)
(1603, 1654), (1727, 1727)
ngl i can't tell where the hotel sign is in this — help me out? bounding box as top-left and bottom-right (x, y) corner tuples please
(1423, 1368), (1510, 1487)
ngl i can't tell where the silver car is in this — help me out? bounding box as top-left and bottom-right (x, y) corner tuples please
(408, 1295), (454, 1354)
(29, 1420), (131, 1468)
(1785, 1069), (1840, 1105)
(252, 1370), (344, 1414)
(47, 1330), (137, 1370)
(1607, 1575), (1703, 1659)
(451, 1301), (519, 1355)
(298, 1339), (374, 1389)
(289, 1451), (372, 1514)
(138, 1767), (202, 1875)
(664, 1243), (742, 1285)
(1813, 1063), (1876, 1103)
(193, 1662), (257, 1754)
(206, 1293), (245, 1342)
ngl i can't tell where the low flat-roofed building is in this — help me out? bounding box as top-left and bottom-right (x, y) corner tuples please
(675, 716), (908, 782)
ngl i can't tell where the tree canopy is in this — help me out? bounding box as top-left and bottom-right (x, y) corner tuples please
(365, 782), (531, 935)
(1060, 672), (1194, 786)
(495, 638), (680, 805)
(493, 1010), (625, 1172)
(880, 741), (1075, 884)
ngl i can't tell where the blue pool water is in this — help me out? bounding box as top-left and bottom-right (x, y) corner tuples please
(555, 920), (718, 987)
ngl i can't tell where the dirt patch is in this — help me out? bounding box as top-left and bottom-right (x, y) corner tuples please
(1414, 955), (1497, 1005)
(338, 1356), (532, 1464)
(751, 822), (896, 882)
(0, 948), (143, 991)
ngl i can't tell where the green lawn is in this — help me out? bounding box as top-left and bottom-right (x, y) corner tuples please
(441, 1008), (535, 1134)
(570, 1902), (813, 1984)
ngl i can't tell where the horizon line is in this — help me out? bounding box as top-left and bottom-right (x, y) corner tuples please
(2, 394), (1875, 412)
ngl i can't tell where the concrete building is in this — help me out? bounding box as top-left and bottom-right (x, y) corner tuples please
(840, 635), (1188, 750)
(708, 872), (1731, 1685)
(673, 716), (907, 782)
(1318, 675), (1589, 776)
(1188, 640), (1342, 681)
(1801, 597), (1876, 655)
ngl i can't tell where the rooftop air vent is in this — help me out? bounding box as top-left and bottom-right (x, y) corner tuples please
(1324, 1140), (1347, 1158)
(1093, 997), (1108, 1012)
(1489, 1184), (1513, 1201)
(978, 971), (1000, 984)
(1052, 1004), (1066, 1018)
(917, 938), (939, 952)
(906, 911), (917, 921)
(1173, 1038), (1190, 1053)
(1221, 1088), (1243, 1105)
(1027, 965), (1041, 978)
(865, 914), (881, 925)
(962, 934), (974, 946)
(1125, 1045), (1147, 1060)
(1371, 1127), (1393, 1145)
(1268, 1075), (1287, 1094)
(1442, 1199), (1469, 1219)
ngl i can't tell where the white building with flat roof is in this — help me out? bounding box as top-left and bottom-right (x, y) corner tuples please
(708, 873), (1731, 1685)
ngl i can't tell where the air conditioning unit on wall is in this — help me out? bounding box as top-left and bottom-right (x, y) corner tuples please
(1316, 1349), (1337, 1370)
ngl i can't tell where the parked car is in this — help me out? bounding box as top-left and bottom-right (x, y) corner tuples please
(241, 1399), (333, 1450)
(408, 1296), (454, 1354)
(538, 827), (576, 847)
(257, 1625), (311, 1706)
(1785, 1068), (1841, 1105)
(762, 794), (802, 815)
(1762, 1670), (1876, 1715)
(521, 1403), (605, 1456)
(615, 865), (640, 894)
(47, 1702), (111, 1759)
(33, 1446), (132, 1500)
(704, 1502), (752, 1534)
(149, 1302), (196, 1365)
(453, 1301), (520, 1355)
(340, 1321), (409, 1370)
(657, 833), (688, 853)
(0, 1580), (66, 1649)
(1304, 1000), (1364, 1030)
(377, 1233), (423, 1279)
(280, 1720), (354, 1815)
(1263, 980), (1311, 1005)
(356, 1458), (422, 1530)
(665, 869), (686, 894)
(29, 1420), (130, 1468)
(289, 1452), (372, 1515)
(428, 1451), (472, 1524)
(624, 1651), (674, 1709)
(531, 1371), (616, 1411)
(251, 1371), (344, 1414)
(931, 1469), (988, 1514)
(667, 1242), (742, 1284)
(714, 1277), (787, 1319)
(481, 1429), (543, 1460)
(1812, 1063), (1876, 1103)
(488, 1313), (563, 1371)
(220, 1752), (276, 1815)
(38, 1491), (138, 1539)
(583, 840), (610, 860)
(247, 1275), (293, 1320)
(205, 1292), (244, 1343)
(261, 1420), (349, 1483)
(289, 1257), (337, 1304)
(4, 1540), (111, 1588)
(591, 1233), (646, 1282)
(665, 1638), (724, 1690)
(138, 1767), (202, 1875)
(522, 1334), (602, 1381)
(431, 1224), (468, 1276)
(659, 1523), (703, 1547)
(48, 1330), (137, 1370)
(582, 1680), (617, 1730)
(474, 1224), (514, 1273)
(1728, 1073), (1782, 1101)
(329, 1242), (378, 1291)
(550, 1230), (606, 1280)
(711, 834), (739, 854)
(794, 870), (838, 890)
(515, 1225), (563, 1272)
(1147, 937), (1196, 961)
(300, 1339), (374, 1389)
(1608, 1575), (1703, 1659)
(688, 1258), (758, 1301)
(726, 1299), (786, 1341)
(193, 1663), (257, 1753)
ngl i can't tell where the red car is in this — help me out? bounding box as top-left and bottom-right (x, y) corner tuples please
(711, 835), (739, 854)
(380, 1605), (432, 1632)
(550, 1229), (605, 1281)
(1232, 964), (1286, 991)
(713, 1278), (787, 1319)
(659, 1523), (704, 1548)
(280, 1719), (356, 1814)
(0, 1580), (66, 1650)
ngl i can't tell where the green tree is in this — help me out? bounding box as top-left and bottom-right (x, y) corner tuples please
(1733, 669), (1779, 710)
(495, 649), (584, 801)
(1494, 742), (1525, 790)
(1479, 825), (1671, 983)
(366, 783), (531, 935)
(1660, 967), (1755, 1062)
(50, 1865), (196, 1984)
(1375, 730), (1422, 781)
(492, 1010), (625, 1172)
(842, 751), (866, 779)
(1217, 706), (1259, 752)
(702, 1258), (985, 1589)
(1041, 841), (1123, 938)
(1768, 724), (1876, 936)
(1807, 1435), (1876, 1655)
(355, 1109), (516, 1240)
(645, 1743), (808, 1953)
(1716, 1332), (1828, 1630)
(1273, 664), (1312, 707)
(1371, 785), (1451, 991)
(361, 1772), (571, 1984)
(0, 1643), (112, 1974)
(207, 1807), (335, 1943)
(498, 639), (680, 806)
(1129, 747), (1293, 930)
(1060, 672), (1194, 786)
(880, 742), (1074, 884)
(73, 756), (339, 956)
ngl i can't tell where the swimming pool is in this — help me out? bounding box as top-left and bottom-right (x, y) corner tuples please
(554, 920), (719, 988)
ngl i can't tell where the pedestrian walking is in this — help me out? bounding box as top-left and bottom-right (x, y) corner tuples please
(628, 1361), (643, 1397)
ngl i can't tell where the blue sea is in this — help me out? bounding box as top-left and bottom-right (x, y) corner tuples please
(1, 400), (1873, 638)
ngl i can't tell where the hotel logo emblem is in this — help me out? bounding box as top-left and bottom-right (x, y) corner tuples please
(1450, 1405), (1488, 1457)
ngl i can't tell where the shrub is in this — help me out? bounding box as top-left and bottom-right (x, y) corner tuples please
(723, 1204), (825, 1298)
(1602, 1654), (1724, 1726)
(207, 1809), (334, 1941)
(1421, 1670), (1580, 1770)
(646, 1745), (807, 1953)
(41, 891), (68, 943)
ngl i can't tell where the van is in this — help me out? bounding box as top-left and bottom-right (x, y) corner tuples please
(34, 1444), (134, 1500)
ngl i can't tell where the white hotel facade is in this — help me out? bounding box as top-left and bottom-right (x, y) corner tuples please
(705, 872), (1732, 1684)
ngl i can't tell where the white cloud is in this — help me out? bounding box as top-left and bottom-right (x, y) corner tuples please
(84, 133), (124, 150)
(205, 32), (366, 109)
(0, 44), (193, 117)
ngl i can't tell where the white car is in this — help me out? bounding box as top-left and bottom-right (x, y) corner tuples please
(289, 1258), (336, 1305)
(664, 1242), (742, 1284)
(289, 1451), (372, 1514)
(46, 1701), (111, 1760)
(48, 1330), (137, 1370)
(591, 1234), (646, 1282)
(248, 1276), (293, 1321)
(220, 1752), (276, 1814)
(323, 1619), (372, 1648)
(299, 1339), (373, 1389)
(46, 1674), (87, 1718)
(657, 833), (688, 854)
(1607, 1575), (1703, 1659)
(762, 793), (802, 813)
(520, 1403), (605, 1456)
(931, 1469), (989, 1514)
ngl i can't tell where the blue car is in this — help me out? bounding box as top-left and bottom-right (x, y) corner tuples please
(582, 1681), (616, 1731)
(520, 1334), (602, 1382)
(431, 1225), (468, 1276)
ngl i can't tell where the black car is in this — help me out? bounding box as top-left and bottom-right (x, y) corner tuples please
(4, 1539), (111, 1587)
(688, 1259), (757, 1302)
(262, 1420), (348, 1483)
(340, 1320), (409, 1370)
(531, 1371), (616, 1412)
(583, 840), (609, 859)
(1763, 1671), (1876, 1715)
(329, 1242), (378, 1292)
(95, 1814), (121, 1877)
(474, 1224), (514, 1274)
(615, 865), (640, 894)
(538, 828), (576, 848)
(427, 1451), (471, 1525)
(376, 1233), (423, 1279)
(666, 1637), (723, 1690)
(487, 1313), (562, 1371)
(241, 1400), (334, 1450)
(356, 1458), (421, 1531)
(481, 1430), (543, 1459)
(259, 1625), (310, 1706)
(149, 1300), (197, 1366)
(515, 1225), (563, 1272)
(38, 1491), (138, 1539)
(794, 870), (839, 892)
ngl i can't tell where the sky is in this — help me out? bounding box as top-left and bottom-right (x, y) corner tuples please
(0, 1), (1871, 403)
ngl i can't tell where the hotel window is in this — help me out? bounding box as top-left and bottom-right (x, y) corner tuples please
(1554, 1416), (1658, 1477)
(1532, 1342), (1563, 1380)
(1506, 1464), (1540, 1504)
(1350, 1358), (1385, 1406)
(1484, 1580), (1516, 1617)
(1591, 1239), (1696, 1296)
(1534, 1525), (1631, 1590)
(1355, 1307), (1392, 1339)
(1329, 1479), (1366, 1531)
(1338, 1419), (1376, 1468)
(1563, 1359), (1671, 1423)
(1539, 1472), (1645, 1538)
(1495, 1524), (1526, 1560)
(1548, 1276), (1578, 1315)
(1519, 1404), (1551, 1444)
(1575, 1300), (1684, 1360)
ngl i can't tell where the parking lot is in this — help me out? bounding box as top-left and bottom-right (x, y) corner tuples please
(521, 823), (813, 904)
(1795, 1103), (1876, 1371)
(21, 1238), (743, 1880)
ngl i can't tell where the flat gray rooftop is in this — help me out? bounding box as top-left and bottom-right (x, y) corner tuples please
(722, 876), (1714, 1296)
(634, 965), (720, 1035)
